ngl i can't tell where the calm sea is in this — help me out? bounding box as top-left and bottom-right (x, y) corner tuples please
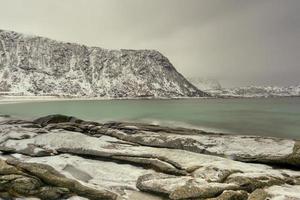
(1, 98), (300, 139)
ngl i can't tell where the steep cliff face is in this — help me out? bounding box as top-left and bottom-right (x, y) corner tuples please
(0, 30), (206, 98)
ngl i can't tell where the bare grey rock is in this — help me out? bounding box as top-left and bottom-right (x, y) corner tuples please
(5, 159), (118, 200)
(136, 173), (240, 199)
(0, 115), (300, 200)
(248, 189), (269, 200)
(88, 121), (300, 167)
(207, 190), (248, 200)
(0, 158), (117, 200)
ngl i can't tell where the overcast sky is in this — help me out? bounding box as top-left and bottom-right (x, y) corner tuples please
(0, 0), (299, 87)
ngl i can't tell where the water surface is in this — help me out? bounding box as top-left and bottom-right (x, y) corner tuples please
(0, 98), (300, 139)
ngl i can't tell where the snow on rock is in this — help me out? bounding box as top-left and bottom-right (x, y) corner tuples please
(0, 29), (206, 98)
(0, 129), (297, 177)
(15, 154), (154, 195)
(88, 122), (298, 166)
(265, 185), (300, 199)
(136, 173), (240, 199)
(0, 115), (300, 200)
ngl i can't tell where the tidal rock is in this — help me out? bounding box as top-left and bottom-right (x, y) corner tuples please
(89, 121), (300, 167)
(35, 115), (300, 167)
(0, 158), (118, 200)
(0, 115), (300, 200)
(33, 114), (83, 127)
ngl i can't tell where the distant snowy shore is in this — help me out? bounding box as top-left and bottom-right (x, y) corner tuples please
(188, 77), (300, 98)
(1, 93), (300, 105)
(208, 85), (300, 98)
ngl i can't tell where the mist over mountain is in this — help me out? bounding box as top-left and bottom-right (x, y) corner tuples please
(0, 30), (207, 98)
(187, 77), (222, 91)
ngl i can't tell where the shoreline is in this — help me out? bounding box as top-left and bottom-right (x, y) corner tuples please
(0, 95), (300, 105)
(1, 96), (300, 141)
(0, 95), (214, 104)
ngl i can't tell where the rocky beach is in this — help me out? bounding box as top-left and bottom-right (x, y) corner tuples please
(0, 114), (299, 200)
(1, 1), (300, 199)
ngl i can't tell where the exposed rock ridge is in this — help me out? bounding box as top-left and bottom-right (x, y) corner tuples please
(32, 114), (300, 167)
(0, 158), (117, 200)
(0, 114), (299, 200)
(0, 29), (207, 98)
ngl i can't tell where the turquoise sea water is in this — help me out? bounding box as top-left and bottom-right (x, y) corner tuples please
(0, 98), (300, 139)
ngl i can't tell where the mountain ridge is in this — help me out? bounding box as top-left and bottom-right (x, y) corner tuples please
(0, 29), (207, 98)
(212, 85), (300, 98)
(188, 77), (300, 98)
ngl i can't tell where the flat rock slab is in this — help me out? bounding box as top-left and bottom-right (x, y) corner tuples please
(92, 121), (300, 166)
(35, 115), (300, 166)
(0, 157), (117, 200)
(0, 114), (299, 200)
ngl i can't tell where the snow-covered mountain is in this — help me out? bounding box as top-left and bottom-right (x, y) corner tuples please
(0, 30), (207, 98)
(188, 76), (300, 98)
(211, 85), (300, 98)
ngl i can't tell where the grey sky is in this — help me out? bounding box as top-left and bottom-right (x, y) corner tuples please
(0, 0), (299, 87)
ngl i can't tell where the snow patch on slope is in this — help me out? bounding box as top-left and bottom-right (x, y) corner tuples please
(0, 29), (206, 98)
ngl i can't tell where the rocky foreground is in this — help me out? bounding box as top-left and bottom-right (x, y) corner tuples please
(0, 114), (299, 200)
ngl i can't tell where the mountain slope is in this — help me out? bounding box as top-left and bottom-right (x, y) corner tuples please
(188, 76), (300, 98)
(0, 30), (207, 98)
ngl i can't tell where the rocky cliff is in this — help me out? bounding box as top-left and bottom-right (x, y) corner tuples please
(0, 30), (206, 98)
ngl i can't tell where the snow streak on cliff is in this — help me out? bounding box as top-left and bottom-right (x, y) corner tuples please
(0, 30), (207, 98)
